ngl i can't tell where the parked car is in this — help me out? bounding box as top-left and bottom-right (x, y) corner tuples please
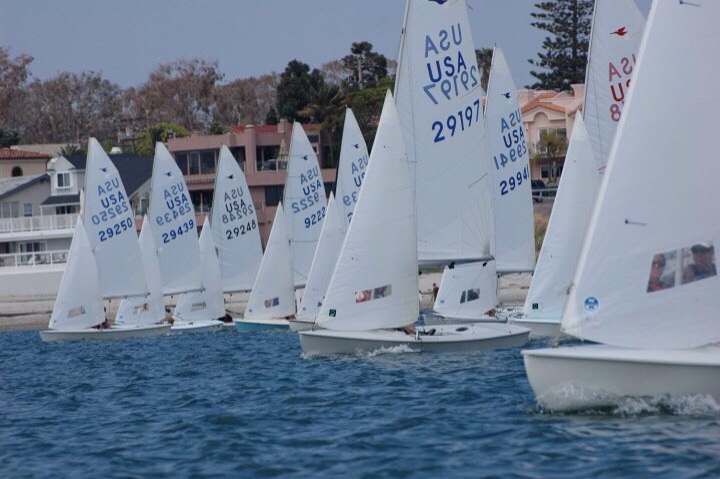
(531, 179), (546, 203)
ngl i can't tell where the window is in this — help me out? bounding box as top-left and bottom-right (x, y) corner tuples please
(307, 134), (319, 143)
(138, 198), (150, 215)
(265, 185), (284, 207)
(230, 147), (246, 171)
(56, 172), (71, 189)
(460, 288), (480, 304)
(188, 152), (200, 175)
(256, 145), (281, 171)
(190, 190), (213, 213)
(200, 150), (216, 174)
(19, 241), (46, 264)
(175, 153), (189, 175)
(324, 182), (335, 198)
(355, 284), (392, 303)
(55, 205), (79, 215)
(23, 203), (32, 217)
(0, 201), (19, 218)
(11, 166), (23, 177)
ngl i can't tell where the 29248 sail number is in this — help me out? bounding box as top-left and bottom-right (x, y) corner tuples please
(225, 220), (257, 240)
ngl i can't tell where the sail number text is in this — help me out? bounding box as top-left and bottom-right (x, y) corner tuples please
(161, 219), (195, 244)
(225, 220), (257, 240)
(97, 217), (134, 242)
(432, 98), (482, 143)
(499, 166), (529, 196)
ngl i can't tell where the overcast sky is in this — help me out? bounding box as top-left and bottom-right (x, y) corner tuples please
(1, 0), (651, 90)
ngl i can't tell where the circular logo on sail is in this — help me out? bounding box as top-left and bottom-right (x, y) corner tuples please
(584, 296), (599, 311)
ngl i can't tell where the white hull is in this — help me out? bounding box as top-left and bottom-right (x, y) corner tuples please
(424, 313), (505, 326)
(39, 323), (171, 342)
(234, 317), (290, 332)
(170, 319), (224, 334)
(300, 323), (530, 356)
(288, 319), (314, 332)
(509, 318), (561, 339)
(523, 344), (720, 411)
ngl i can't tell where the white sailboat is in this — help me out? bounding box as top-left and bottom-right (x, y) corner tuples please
(514, 0), (646, 337)
(300, 92), (529, 355)
(115, 216), (171, 331)
(211, 145), (263, 294)
(523, 0), (720, 410)
(431, 45), (535, 324)
(172, 217), (225, 333)
(290, 107), (368, 332)
(234, 203), (296, 331)
(283, 122), (328, 287)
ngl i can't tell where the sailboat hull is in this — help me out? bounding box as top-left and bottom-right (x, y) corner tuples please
(233, 318), (290, 332)
(39, 323), (172, 342)
(288, 319), (314, 333)
(170, 320), (225, 334)
(509, 318), (561, 339)
(299, 323), (530, 356)
(523, 344), (720, 411)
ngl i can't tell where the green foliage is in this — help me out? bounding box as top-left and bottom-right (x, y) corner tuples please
(537, 129), (568, 158)
(345, 75), (395, 149)
(275, 60), (324, 123)
(133, 121), (190, 156)
(58, 144), (79, 157)
(101, 139), (116, 152)
(528, 0), (593, 90)
(340, 42), (388, 90)
(0, 128), (19, 147)
(207, 120), (224, 135)
(475, 48), (493, 92)
(264, 107), (278, 125)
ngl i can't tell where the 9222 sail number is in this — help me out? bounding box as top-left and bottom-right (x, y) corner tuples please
(161, 219), (195, 244)
(499, 166), (529, 196)
(304, 207), (326, 229)
(432, 99), (481, 143)
(225, 220), (257, 240)
(98, 217), (134, 242)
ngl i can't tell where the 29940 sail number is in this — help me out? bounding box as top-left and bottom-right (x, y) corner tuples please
(499, 166), (529, 196)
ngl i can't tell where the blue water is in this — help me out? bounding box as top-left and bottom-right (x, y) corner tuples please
(2, 329), (719, 478)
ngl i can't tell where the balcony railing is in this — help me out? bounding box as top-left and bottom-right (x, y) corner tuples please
(0, 214), (79, 235)
(0, 249), (69, 268)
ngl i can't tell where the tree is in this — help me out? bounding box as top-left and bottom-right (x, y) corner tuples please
(528, 0), (593, 90)
(475, 48), (493, 92)
(132, 121), (190, 156)
(125, 58), (223, 131)
(537, 129), (568, 159)
(345, 75), (395, 149)
(0, 46), (33, 137)
(340, 42), (388, 89)
(0, 128), (19, 147)
(19, 71), (122, 143)
(214, 73), (279, 126)
(275, 60), (324, 122)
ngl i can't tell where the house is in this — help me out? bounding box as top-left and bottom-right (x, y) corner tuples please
(0, 147), (51, 178)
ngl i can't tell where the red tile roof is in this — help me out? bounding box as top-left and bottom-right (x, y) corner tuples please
(0, 148), (51, 160)
(520, 95), (567, 115)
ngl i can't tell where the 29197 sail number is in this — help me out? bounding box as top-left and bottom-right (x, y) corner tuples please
(432, 99), (481, 143)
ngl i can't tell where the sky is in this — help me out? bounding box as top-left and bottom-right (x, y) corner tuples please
(1, 0), (651, 90)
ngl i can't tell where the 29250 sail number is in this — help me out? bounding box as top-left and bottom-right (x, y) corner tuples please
(98, 217), (134, 242)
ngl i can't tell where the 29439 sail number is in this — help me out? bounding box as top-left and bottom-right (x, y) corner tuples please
(225, 220), (257, 240)
(499, 166), (529, 196)
(432, 99), (481, 143)
(161, 219), (195, 244)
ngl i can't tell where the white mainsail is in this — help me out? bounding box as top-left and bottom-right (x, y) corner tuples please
(394, 0), (493, 264)
(116, 216), (166, 327)
(433, 261), (497, 320)
(485, 46), (535, 273)
(83, 138), (147, 298)
(174, 217), (225, 321)
(522, 0), (645, 321)
(283, 122), (328, 286)
(584, 0), (646, 167)
(49, 218), (104, 331)
(523, 116), (598, 319)
(563, 0), (720, 349)
(334, 107), (369, 225)
(297, 194), (345, 321)
(148, 142), (202, 295)
(211, 145), (263, 292)
(316, 91), (418, 331)
(245, 203), (296, 320)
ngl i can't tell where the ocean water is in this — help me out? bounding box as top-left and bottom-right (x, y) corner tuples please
(1, 329), (719, 478)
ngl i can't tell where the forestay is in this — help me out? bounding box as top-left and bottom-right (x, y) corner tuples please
(283, 122), (327, 287)
(334, 108), (369, 225)
(245, 203), (296, 320)
(148, 142), (202, 295)
(316, 91), (418, 331)
(563, 1), (720, 349)
(523, 117), (599, 319)
(83, 138), (147, 298)
(49, 218), (104, 331)
(485, 46), (535, 273)
(297, 194), (345, 321)
(583, 0), (646, 167)
(433, 261), (497, 320)
(116, 216), (166, 327)
(211, 145), (262, 292)
(174, 217), (225, 321)
(394, 0), (493, 263)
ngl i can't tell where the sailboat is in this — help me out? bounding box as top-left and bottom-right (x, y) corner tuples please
(171, 217), (225, 333)
(523, 0), (720, 410)
(289, 108), (368, 332)
(283, 122), (328, 287)
(234, 203), (296, 331)
(40, 139), (170, 340)
(300, 92), (529, 355)
(513, 0), (646, 337)
(146, 142), (217, 333)
(431, 45), (535, 324)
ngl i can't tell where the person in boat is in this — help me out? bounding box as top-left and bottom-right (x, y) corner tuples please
(683, 243), (717, 284)
(432, 283), (439, 301)
(218, 313), (233, 324)
(647, 253), (673, 292)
